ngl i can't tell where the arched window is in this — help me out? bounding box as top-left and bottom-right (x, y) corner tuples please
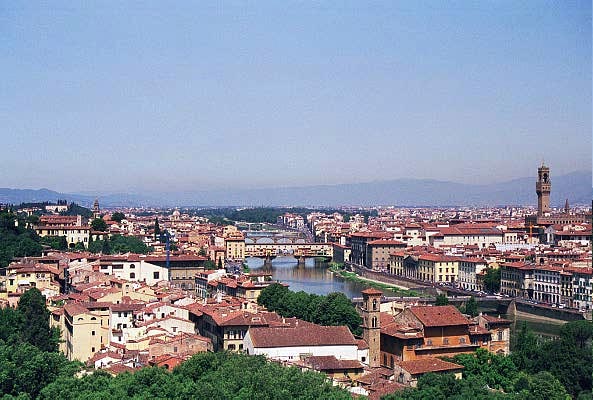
(371, 316), (377, 328)
(372, 299), (378, 311)
(130, 272), (136, 279)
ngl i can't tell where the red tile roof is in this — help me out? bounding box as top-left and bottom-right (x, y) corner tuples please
(409, 306), (469, 328)
(248, 323), (357, 348)
(396, 357), (464, 375)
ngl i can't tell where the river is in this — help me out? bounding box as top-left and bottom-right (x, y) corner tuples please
(246, 256), (563, 339)
(246, 256), (403, 298)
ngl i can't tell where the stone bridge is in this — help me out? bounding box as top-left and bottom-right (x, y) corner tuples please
(245, 242), (333, 264)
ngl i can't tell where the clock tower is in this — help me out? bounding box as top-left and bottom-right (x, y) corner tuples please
(536, 164), (551, 216)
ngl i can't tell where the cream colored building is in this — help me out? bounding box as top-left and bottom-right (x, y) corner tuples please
(62, 302), (110, 362)
(36, 225), (91, 248)
(4, 263), (60, 296)
(418, 254), (459, 283)
(225, 236), (246, 261)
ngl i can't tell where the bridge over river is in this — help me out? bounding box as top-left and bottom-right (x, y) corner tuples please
(245, 242), (333, 264)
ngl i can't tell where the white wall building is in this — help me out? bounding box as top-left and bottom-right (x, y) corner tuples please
(244, 322), (359, 362)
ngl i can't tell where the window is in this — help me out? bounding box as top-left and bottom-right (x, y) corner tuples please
(130, 272), (135, 279)
(153, 272), (160, 280)
(443, 338), (449, 345)
(497, 331), (503, 341)
(91, 331), (95, 336)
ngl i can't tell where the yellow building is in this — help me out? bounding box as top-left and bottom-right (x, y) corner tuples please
(62, 302), (110, 361)
(36, 226), (91, 248)
(225, 234), (246, 262)
(4, 263), (60, 295)
(418, 254), (459, 283)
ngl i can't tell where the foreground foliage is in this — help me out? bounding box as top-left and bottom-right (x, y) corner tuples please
(40, 352), (351, 400)
(257, 283), (363, 335)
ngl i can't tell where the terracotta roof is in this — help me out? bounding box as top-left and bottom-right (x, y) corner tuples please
(409, 306), (469, 328)
(368, 240), (406, 246)
(396, 357), (464, 375)
(248, 323), (357, 348)
(361, 287), (383, 296)
(303, 355), (363, 371)
(64, 303), (89, 316)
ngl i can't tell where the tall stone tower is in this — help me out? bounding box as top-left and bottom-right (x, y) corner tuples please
(536, 164), (551, 216)
(92, 198), (100, 219)
(360, 288), (382, 368)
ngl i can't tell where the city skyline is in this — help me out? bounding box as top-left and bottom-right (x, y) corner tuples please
(2, 2), (591, 193)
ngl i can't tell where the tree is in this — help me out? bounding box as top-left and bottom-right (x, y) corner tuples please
(0, 342), (81, 399)
(40, 235), (68, 250)
(198, 247), (207, 257)
(17, 288), (59, 352)
(511, 321), (538, 371)
(464, 296), (478, 317)
(559, 320), (593, 349)
(257, 284), (362, 335)
(90, 218), (108, 232)
(435, 293), (449, 305)
(483, 268), (501, 293)
(101, 237), (111, 254)
(111, 212), (125, 223)
(528, 371), (569, 400)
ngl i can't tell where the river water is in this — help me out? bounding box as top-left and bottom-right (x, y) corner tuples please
(246, 256), (563, 338)
(246, 256), (402, 298)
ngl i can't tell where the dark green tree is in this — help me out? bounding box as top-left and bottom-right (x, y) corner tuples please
(101, 237), (111, 254)
(511, 321), (538, 371)
(17, 288), (59, 352)
(435, 293), (449, 305)
(528, 371), (569, 400)
(198, 247), (207, 257)
(463, 296), (478, 317)
(111, 212), (125, 223)
(483, 268), (501, 293)
(40, 235), (68, 250)
(559, 320), (593, 349)
(90, 218), (108, 232)
(0, 342), (81, 399)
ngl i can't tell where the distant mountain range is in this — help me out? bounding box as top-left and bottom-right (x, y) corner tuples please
(1, 170), (591, 208)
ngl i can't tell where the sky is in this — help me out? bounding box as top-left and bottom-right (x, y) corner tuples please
(1, 1), (591, 194)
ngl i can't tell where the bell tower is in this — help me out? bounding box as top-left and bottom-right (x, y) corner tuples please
(536, 164), (551, 216)
(360, 288), (382, 368)
(92, 198), (101, 219)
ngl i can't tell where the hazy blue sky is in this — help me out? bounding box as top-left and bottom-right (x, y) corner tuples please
(1, 1), (591, 193)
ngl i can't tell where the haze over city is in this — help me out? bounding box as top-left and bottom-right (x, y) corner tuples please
(2, 2), (591, 194)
